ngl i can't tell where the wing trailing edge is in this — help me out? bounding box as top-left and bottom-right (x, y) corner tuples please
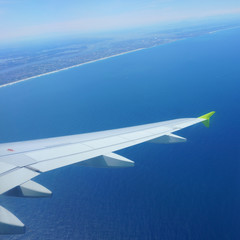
(0, 167), (39, 195)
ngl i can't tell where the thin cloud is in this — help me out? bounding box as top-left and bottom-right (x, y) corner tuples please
(1, 6), (240, 41)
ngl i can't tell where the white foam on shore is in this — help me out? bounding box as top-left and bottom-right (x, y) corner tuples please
(0, 48), (145, 89)
(209, 25), (240, 34)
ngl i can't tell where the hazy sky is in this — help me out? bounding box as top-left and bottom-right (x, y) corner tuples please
(0, 0), (240, 42)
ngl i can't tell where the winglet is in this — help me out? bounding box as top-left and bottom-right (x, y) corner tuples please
(198, 111), (215, 127)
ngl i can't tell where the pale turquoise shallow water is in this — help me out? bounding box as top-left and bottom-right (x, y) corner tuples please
(0, 28), (240, 240)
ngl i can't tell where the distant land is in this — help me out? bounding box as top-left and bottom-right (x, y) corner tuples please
(0, 22), (239, 87)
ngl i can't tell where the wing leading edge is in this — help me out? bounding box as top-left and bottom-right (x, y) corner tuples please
(0, 112), (215, 234)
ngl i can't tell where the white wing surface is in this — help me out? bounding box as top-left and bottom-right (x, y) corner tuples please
(0, 112), (215, 234)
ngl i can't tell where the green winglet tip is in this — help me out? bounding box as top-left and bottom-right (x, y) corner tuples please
(198, 111), (216, 128)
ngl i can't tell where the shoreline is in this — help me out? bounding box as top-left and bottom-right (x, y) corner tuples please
(1, 25), (239, 89)
(0, 48), (145, 89)
(209, 25), (240, 34)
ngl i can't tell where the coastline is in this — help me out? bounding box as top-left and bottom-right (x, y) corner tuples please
(0, 48), (145, 89)
(1, 25), (239, 90)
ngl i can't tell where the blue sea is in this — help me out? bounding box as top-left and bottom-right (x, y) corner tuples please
(0, 28), (240, 240)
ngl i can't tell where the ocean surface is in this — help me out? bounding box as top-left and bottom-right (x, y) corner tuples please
(0, 28), (240, 240)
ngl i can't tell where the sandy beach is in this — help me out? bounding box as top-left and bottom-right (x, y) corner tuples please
(0, 48), (145, 89)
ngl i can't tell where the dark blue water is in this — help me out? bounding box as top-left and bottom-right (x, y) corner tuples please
(0, 28), (240, 240)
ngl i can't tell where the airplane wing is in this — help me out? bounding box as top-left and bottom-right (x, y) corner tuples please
(0, 112), (215, 234)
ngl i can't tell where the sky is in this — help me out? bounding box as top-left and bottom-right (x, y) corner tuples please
(0, 0), (240, 42)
